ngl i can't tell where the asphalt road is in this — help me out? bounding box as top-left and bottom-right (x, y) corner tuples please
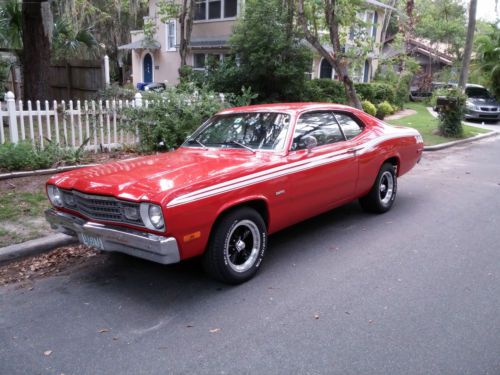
(1, 137), (500, 375)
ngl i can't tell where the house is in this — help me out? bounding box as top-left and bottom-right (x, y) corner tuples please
(119, 0), (395, 88)
(382, 37), (454, 94)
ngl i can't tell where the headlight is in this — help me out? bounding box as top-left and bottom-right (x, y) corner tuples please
(47, 185), (63, 207)
(149, 205), (164, 229)
(466, 101), (477, 110)
(140, 203), (165, 230)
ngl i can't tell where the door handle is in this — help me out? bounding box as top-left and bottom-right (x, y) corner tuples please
(347, 147), (361, 153)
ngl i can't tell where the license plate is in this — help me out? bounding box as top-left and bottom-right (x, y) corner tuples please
(81, 233), (104, 250)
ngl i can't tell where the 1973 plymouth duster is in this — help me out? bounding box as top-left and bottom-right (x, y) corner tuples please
(45, 103), (424, 284)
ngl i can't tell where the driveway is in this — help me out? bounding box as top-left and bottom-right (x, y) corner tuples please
(1, 137), (500, 375)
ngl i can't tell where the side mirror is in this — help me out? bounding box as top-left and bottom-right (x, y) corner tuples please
(302, 135), (318, 153)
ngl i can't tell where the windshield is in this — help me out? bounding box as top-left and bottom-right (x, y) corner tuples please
(184, 112), (291, 151)
(466, 87), (493, 99)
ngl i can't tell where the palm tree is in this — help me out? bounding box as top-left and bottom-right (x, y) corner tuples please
(0, 0), (22, 50)
(52, 18), (99, 60)
(473, 24), (500, 98)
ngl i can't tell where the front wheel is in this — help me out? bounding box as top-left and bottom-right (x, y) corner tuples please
(203, 207), (267, 284)
(359, 163), (397, 213)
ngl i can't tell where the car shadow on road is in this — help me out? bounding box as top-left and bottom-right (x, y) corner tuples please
(59, 197), (418, 316)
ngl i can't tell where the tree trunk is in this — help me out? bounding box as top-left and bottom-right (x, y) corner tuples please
(179, 0), (194, 68)
(22, 0), (52, 101)
(458, 0), (477, 89)
(297, 0), (362, 109)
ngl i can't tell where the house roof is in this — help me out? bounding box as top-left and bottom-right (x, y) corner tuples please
(189, 36), (230, 49)
(118, 38), (161, 50)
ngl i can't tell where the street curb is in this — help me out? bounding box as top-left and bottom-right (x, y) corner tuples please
(0, 234), (78, 264)
(0, 164), (97, 181)
(423, 131), (499, 151)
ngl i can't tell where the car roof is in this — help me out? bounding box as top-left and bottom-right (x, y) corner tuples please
(218, 102), (355, 115)
(465, 84), (485, 89)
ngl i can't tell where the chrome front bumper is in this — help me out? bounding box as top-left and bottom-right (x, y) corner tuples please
(45, 209), (180, 265)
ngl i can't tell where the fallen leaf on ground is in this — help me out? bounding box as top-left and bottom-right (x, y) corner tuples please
(314, 314), (320, 320)
(44, 350), (52, 356)
(209, 328), (221, 333)
(98, 328), (111, 333)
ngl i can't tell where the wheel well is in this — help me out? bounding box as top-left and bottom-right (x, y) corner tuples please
(384, 157), (400, 176)
(215, 200), (270, 230)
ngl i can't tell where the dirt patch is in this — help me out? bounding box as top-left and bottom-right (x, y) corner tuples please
(0, 175), (49, 194)
(0, 244), (100, 287)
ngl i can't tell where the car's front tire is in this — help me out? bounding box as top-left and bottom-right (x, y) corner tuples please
(203, 207), (267, 284)
(359, 162), (397, 213)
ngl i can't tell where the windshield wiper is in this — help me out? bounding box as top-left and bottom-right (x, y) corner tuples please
(227, 140), (256, 153)
(186, 137), (208, 150)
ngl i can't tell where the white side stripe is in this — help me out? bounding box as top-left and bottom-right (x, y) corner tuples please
(166, 132), (417, 207)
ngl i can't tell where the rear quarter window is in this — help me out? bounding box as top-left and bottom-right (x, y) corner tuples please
(334, 112), (364, 140)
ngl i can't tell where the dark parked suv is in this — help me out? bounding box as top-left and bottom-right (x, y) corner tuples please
(465, 84), (500, 121)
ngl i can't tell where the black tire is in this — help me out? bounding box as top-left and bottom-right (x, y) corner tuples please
(203, 207), (267, 284)
(359, 162), (397, 213)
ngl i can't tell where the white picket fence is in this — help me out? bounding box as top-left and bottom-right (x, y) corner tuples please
(0, 91), (144, 152)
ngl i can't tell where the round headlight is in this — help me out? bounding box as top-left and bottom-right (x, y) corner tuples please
(123, 206), (140, 221)
(47, 185), (63, 207)
(148, 205), (164, 229)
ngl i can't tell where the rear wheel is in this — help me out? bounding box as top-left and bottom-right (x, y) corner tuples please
(359, 163), (397, 213)
(203, 207), (267, 284)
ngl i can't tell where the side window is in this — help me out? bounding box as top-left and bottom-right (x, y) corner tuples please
(291, 112), (345, 151)
(334, 113), (363, 140)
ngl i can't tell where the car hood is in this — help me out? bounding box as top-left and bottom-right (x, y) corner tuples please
(49, 148), (282, 204)
(468, 97), (499, 106)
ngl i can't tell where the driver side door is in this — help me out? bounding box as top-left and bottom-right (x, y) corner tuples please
(284, 111), (359, 223)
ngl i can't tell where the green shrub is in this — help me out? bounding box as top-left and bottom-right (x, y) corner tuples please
(362, 100), (377, 116)
(302, 79), (347, 103)
(98, 83), (136, 101)
(437, 88), (465, 137)
(355, 82), (396, 105)
(394, 72), (413, 108)
(0, 141), (87, 172)
(124, 86), (238, 152)
(376, 101), (394, 120)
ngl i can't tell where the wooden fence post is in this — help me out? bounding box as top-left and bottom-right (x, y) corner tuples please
(5, 91), (19, 144)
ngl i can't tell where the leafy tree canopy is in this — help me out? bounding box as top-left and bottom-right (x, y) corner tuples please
(216, 0), (313, 102)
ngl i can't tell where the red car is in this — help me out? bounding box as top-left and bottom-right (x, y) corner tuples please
(45, 103), (424, 284)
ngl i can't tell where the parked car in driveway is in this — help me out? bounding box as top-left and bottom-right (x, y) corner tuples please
(45, 103), (424, 284)
(465, 84), (500, 121)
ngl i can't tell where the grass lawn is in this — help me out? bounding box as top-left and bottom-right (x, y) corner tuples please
(0, 184), (51, 247)
(386, 102), (490, 146)
(0, 191), (49, 221)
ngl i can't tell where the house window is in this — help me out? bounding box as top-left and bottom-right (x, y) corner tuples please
(363, 60), (370, 83)
(209, 0), (221, 19)
(319, 58), (337, 80)
(193, 53), (206, 70)
(192, 53), (226, 71)
(166, 20), (176, 51)
(371, 11), (378, 39)
(194, 0), (238, 21)
(224, 0), (237, 17)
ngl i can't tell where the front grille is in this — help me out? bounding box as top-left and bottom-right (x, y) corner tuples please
(61, 190), (144, 227)
(479, 107), (498, 112)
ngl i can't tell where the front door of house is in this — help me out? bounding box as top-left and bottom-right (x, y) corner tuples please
(143, 53), (153, 83)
